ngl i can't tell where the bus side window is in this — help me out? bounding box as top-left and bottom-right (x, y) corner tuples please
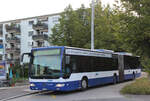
(65, 64), (71, 74)
(71, 56), (77, 73)
(66, 56), (70, 64)
(65, 56), (71, 74)
(65, 56), (77, 73)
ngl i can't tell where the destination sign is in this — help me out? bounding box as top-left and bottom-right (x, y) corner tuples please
(34, 49), (60, 56)
(65, 49), (112, 58)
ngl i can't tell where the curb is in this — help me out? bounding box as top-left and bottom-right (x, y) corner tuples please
(0, 85), (29, 90)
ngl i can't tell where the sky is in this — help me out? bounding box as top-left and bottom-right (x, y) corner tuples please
(0, 0), (115, 22)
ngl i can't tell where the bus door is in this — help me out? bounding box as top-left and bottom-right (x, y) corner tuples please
(118, 55), (124, 82)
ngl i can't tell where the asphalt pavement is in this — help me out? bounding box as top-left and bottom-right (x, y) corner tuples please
(0, 72), (149, 101)
(6, 81), (150, 101)
(0, 85), (38, 101)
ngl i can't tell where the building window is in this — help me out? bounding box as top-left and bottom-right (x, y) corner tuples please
(10, 43), (15, 48)
(28, 31), (34, 36)
(5, 34), (8, 39)
(32, 42), (34, 46)
(0, 55), (2, 60)
(37, 41), (44, 47)
(5, 54), (7, 59)
(29, 21), (34, 25)
(52, 17), (59, 23)
(28, 41), (33, 46)
(16, 24), (20, 27)
(10, 53), (14, 60)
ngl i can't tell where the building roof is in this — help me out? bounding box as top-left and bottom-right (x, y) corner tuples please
(0, 12), (61, 24)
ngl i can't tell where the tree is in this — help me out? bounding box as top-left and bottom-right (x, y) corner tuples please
(50, 5), (77, 46)
(119, 0), (150, 68)
(50, 5), (91, 48)
(50, 2), (125, 51)
(94, 3), (124, 51)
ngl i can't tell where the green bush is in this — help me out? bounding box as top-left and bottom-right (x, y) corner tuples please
(121, 78), (150, 95)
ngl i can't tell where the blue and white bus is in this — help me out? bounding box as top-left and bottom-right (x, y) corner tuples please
(22, 46), (141, 91)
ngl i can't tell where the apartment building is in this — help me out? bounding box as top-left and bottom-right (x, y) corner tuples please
(0, 24), (3, 61)
(0, 13), (60, 74)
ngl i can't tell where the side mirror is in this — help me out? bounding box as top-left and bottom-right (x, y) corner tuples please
(21, 53), (31, 65)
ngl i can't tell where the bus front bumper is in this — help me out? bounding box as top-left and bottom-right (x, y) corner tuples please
(30, 81), (80, 91)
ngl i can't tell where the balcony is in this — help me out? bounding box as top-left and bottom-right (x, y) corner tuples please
(32, 34), (48, 41)
(32, 21), (48, 32)
(5, 23), (20, 34)
(6, 37), (20, 43)
(6, 58), (20, 64)
(6, 48), (20, 54)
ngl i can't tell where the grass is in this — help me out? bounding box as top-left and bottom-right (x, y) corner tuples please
(121, 78), (150, 95)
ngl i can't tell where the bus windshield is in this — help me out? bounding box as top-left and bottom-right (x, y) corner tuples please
(30, 49), (62, 79)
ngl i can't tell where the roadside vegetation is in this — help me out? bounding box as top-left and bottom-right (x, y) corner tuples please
(121, 78), (150, 95)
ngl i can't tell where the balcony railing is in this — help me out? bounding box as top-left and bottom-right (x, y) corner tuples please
(32, 46), (44, 48)
(5, 24), (20, 34)
(6, 37), (20, 43)
(32, 34), (48, 41)
(6, 48), (20, 54)
(6, 58), (20, 63)
(32, 21), (48, 32)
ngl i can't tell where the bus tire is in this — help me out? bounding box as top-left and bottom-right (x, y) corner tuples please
(113, 75), (117, 84)
(81, 78), (88, 90)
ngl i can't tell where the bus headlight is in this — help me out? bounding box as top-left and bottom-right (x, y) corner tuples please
(30, 83), (35, 87)
(56, 84), (65, 87)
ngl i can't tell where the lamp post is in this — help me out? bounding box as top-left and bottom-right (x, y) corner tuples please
(91, 0), (95, 50)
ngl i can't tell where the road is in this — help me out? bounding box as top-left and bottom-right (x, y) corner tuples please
(7, 81), (150, 101)
(0, 86), (29, 100)
(0, 85), (38, 101)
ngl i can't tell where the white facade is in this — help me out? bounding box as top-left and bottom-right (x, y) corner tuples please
(0, 13), (60, 72)
(20, 15), (60, 54)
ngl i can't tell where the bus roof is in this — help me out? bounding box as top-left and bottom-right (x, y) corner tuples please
(114, 52), (132, 56)
(31, 46), (139, 57)
(32, 46), (65, 51)
(32, 46), (113, 58)
(95, 49), (114, 53)
(32, 46), (113, 54)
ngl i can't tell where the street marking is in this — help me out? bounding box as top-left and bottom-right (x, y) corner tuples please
(51, 95), (56, 99)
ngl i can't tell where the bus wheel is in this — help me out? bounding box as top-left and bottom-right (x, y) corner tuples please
(113, 75), (117, 84)
(81, 79), (88, 90)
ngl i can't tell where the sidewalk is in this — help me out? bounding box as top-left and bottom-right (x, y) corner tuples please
(0, 85), (38, 101)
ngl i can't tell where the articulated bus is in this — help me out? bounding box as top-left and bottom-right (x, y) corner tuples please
(22, 46), (141, 91)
